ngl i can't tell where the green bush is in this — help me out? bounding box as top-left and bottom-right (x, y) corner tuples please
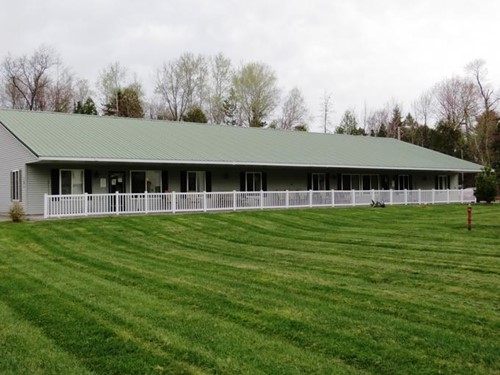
(9, 201), (25, 222)
(474, 167), (498, 203)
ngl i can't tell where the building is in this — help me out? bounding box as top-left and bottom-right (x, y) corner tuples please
(0, 109), (482, 216)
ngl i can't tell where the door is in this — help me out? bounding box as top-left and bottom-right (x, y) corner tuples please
(109, 172), (125, 211)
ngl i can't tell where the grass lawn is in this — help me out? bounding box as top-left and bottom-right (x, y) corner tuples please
(0, 204), (499, 374)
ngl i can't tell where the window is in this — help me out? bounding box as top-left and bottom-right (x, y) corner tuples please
(397, 175), (410, 190)
(341, 174), (360, 190)
(437, 175), (450, 190)
(61, 169), (84, 195)
(11, 170), (22, 201)
(245, 172), (262, 191)
(311, 173), (326, 190)
(131, 170), (161, 193)
(187, 171), (206, 192)
(362, 175), (379, 190)
(245, 172), (262, 192)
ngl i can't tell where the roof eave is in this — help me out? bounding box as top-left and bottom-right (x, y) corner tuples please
(33, 156), (482, 173)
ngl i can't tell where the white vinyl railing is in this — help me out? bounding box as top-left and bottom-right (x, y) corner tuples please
(43, 189), (474, 218)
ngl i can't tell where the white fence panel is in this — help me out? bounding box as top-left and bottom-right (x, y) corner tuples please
(44, 189), (469, 218)
(288, 191), (309, 207)
(333, 191), (353, 206)
(207, 192), (233, 211)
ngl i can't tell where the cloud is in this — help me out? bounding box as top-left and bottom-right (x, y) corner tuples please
(1, 0), (500, 131)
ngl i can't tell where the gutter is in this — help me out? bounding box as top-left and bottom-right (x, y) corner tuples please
(33, 156), (483, 173)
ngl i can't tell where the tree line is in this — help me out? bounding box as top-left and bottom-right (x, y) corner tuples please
(1, 45), (499, 175)
(0, 45), (308, 130)
(335, 60), (499, 175)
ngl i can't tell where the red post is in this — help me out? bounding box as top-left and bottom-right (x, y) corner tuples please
(467, 204), (472, 231)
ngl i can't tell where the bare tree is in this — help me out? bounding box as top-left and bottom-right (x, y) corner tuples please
(0, 45), (58, 110)
(465, 59), (500, 165)
(97, 62), (145, 117)
(73, 78), (93, 105)
(97, 62), (128, 114)
(278, 87), (309, 130)
(465, 59), (499, 114)
(432, 76), (478, 133)
(232, 62), (280, 127)
(412, 90), (433, 126)
(366, 106), (390, 136)
(155, 53), (207, 121)
(320, 91), (333, 133)
(46, 58), (75, 112)
(207, 53), (233, 124)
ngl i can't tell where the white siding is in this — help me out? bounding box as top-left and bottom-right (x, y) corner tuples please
(0, 124), (38, 214)
(25, 165), (51, 215)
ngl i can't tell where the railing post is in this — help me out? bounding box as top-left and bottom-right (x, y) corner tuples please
(233, 190), (236, 211)
(172, 191), (176, 214)
(203, 191), (207, 212)
(352, 190), (356, 206)
(404, 189), (408, 205)
(84, 193), (88, 216)
(309, 190), (313, 208)
(44, 193), (48, 218)
(115, 191), (119, 215)
(286, 190), (289, 208)
(447, 189), (450, 204)
(461, 189), (464, 203)
(145, 191), (149, 214)
(432, 189), (435, 204)
(371, 189), (375, 202)
(260, 190), (264, 209)
(331, 189), (335, 207)
(418, 189), (422, 205)
(389, 189), (393, 205)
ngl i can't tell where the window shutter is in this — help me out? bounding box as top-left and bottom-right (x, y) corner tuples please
(262, 172), (267, 191)
(240, 172), (246, 191)
(180, 171), (187, 192)
(161, 170), (169, 192)
(10, 171), (13, 200)
(409, 175), (413, 190)
(435, 176), (438, 190)
(447, 176), (451, 189)
(307, 173), (312, 190)
(18, 171), (22, 202)
(51, 169), (60, 195)
(84, 169), (92, 194)
(325, 173), (330, 190)
(337, 174), (342, 190)
(206, 171), (212, 192)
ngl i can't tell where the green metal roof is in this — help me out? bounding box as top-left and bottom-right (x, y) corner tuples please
(0, 109), (482, 172)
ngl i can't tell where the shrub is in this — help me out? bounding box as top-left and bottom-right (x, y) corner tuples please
(9, 201), (25, 222)
(474, 167), (498, 203)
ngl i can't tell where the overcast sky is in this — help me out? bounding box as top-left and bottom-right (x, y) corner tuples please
(1, 0), (499, 131)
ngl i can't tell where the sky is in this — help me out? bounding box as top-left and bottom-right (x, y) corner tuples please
(1, 0), (500, 132)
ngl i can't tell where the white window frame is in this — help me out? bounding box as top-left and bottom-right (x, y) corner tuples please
(362, 174), (379, 190)
(311, 173), (326, 191)
(11, 169), (22, 201)
(187, 171), (206, 192)
(341, 174), (360, 190)
(245, 172), (262, 192)
(437, 175), (449, 190)
(130, 170), (161, 193)
(398, 175), (410, 190)
(60, 169), (84, 195)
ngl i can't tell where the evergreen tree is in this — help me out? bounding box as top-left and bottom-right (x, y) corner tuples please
(73, 97), (98, 115)
(182, 107), (208, 123)
(387, 106), (402, 138)
(376, 124), (388, 137)
(474, 167), (498, 203)
(104, 86), (144, 118)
